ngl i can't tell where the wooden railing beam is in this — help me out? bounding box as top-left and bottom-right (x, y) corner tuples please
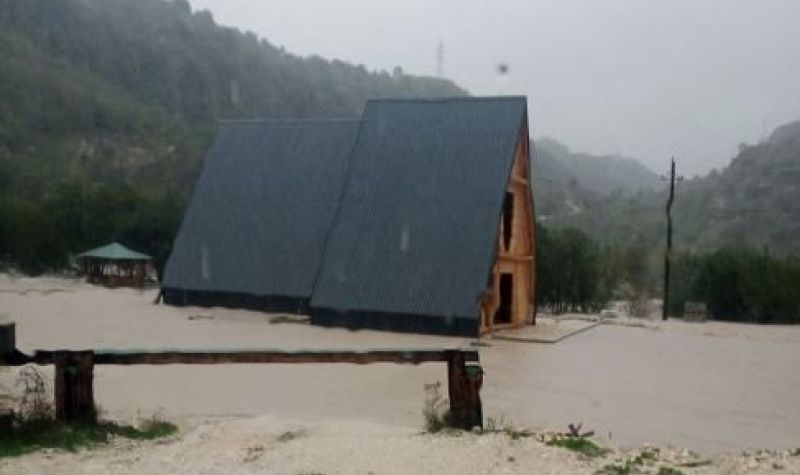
(32, 348), (478, 366)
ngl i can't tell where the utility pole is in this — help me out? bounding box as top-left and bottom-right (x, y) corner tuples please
(661, 157), (682, 320)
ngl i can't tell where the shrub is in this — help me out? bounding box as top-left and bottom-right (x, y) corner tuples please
(0, 366), (178, 458)
(422, 381), (452, 433)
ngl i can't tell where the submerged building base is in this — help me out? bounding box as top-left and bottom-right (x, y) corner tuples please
(310, 308), (479, 338)
(162, 288), (479, 337)
(162, 288), (309, 315)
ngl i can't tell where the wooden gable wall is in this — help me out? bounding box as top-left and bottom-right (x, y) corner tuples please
(479, 126), (535, 334)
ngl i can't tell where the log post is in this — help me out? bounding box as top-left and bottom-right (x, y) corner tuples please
(446, 350), (483, 430)
(0, 409), (12, 432)
(0, 320), (12, 427)
(0, 322), (15, 356)
(54, 351), (96, 424)
(446, 350), (467, 428)
(464, 364), (484, 429)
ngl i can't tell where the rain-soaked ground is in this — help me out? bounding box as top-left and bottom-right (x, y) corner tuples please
(2, 274), (799, 453)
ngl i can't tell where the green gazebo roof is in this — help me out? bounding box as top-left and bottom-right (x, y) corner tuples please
(77, 242), (151, 261)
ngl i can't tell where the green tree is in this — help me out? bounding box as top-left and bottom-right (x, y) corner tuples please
(670, 247), (800, 323)
(536, 224), (607, 313)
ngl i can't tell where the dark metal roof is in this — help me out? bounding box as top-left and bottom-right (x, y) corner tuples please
(163, 119), (360, 303)
(310, 97), (528, 333)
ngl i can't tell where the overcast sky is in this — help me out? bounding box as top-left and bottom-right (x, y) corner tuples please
(189, 0), (800, 176)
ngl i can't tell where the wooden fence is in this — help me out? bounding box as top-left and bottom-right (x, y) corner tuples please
(0, 324), (483, 429)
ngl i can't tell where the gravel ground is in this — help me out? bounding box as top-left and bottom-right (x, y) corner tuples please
(1, 416), (799, 475)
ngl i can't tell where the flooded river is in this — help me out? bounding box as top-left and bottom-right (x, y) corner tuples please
(2, 275), (800, 453)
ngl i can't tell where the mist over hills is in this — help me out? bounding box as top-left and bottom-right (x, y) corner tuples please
(534, 138), (661, 196)
(531, 138), (663, 241)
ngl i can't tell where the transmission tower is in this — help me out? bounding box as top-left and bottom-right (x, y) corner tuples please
(436, 40), (445, 78)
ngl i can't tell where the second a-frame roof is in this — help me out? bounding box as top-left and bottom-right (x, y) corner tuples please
(163, 119), (360, 302)
(311, 97), (528, 327)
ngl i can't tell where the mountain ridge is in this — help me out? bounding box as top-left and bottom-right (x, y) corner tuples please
(534, 121), (800, 255)
(534, 137), (661, 195)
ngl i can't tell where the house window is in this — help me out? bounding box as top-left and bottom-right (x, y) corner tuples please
(502, 192), (514, 250)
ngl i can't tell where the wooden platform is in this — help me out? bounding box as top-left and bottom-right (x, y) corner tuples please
(492, 316), (600, 343)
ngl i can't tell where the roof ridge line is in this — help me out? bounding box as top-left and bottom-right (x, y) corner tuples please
(366, 95), (527, 104)
(307, 110), (372, 302)
(218, 118), (361, 124)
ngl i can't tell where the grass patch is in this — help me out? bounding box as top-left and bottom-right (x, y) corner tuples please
(677, 459), (713, 468)
(110, 420), (178, 440)
(0, 365), (177, 459)
(482, 416), (534, 440)
(547, 436), (610, 458)
(499, 426), (533, 440)
(603, 464), (684, 475)
(3, 369), (177, 459)
(0, 419), (178, 458)
(422, 381), (455, 433)
(424, 409), (454, 433)
(597, 448), (692, 475)
(597, 460), (637, 475)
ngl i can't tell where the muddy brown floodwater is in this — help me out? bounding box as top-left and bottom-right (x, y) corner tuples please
(2, 274), (799, 454)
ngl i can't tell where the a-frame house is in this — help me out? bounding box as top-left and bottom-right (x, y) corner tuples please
(163, 96), (535, 337)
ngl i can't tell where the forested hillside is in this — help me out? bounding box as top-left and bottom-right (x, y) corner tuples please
(0, 0), (463, 272)
(534, 138), (660, 197)
(534, 121), (800, 256)
(673, 122), (800, 255)
(667, 123), (800, 323)
(532, 138), (664, 249)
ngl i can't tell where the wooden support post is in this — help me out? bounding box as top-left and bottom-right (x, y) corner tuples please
(0, 409), (12, 432)
(446, 350), (483, 430)
(0, 322), (15, 355)
(54, 351), (96, 424)
(464, 364), (484, 428)
(0, 322), (12, 428)
(0, 323), (22, 429)
(446, 350), (467, 428)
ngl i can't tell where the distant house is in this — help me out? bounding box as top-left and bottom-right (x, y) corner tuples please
(163, 96), (535, 337)
(78, 242), (152, 288)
